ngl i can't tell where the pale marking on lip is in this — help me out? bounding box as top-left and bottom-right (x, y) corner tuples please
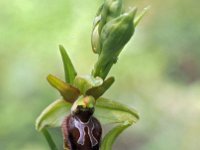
(74, 117), (98, 147)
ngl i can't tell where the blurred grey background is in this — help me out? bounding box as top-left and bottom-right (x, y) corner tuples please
(0, 0), (200, 149)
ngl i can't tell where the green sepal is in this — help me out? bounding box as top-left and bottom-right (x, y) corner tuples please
(35, 97), (139, 131)
(47, 74), (80, 103)
(96, 97), (139, 150)
(86, 77), (115, 99)
(35, 98), (72, 131)
(73, 75), (103, 94)
(95, 97), (139, 124)
(59, 45), (77, 84)
(100, 121), (132, 150)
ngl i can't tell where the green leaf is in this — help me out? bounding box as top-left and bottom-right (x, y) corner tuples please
(47, 74), (80, 103)
(100, 121), (131, 150)
(59, 45), (77, 84)
(95, 97), (139, 125)
(35, 99), (72, 131)
(86, 77), (115, 99)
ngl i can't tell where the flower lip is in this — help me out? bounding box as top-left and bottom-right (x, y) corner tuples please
(73, 106), (95, 122)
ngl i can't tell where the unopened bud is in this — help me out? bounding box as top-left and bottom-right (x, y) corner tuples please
(91, 21), (101, 54)
(91, 4), (103, 54)
(92, 8), (137, 79)
(92, 0), (122, 55)
(99, 0), (122, 33)
(106, 0), (122, 21)
(100, 8), (137, 57)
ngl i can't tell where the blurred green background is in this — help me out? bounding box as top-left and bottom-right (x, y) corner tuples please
(0, 0), (200, 149)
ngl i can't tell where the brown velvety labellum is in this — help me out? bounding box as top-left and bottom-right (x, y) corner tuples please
(62, 114), (102, 150)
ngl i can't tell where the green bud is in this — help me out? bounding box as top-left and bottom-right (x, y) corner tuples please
(105, 0), (122, 22)
(91, 4), (103, 54)
(99, 0), (122, 34)
(94, 4), (104, 25)
(93, 8), (137, 79)
(92, 0), (123, 55)
(100, 8), (137, 56)
(91, 19), (101, 54)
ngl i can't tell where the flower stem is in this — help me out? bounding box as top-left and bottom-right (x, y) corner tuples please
(42, 129), (58, 150)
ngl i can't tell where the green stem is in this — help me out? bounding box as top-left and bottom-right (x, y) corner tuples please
(42, 129), (58, 150)
(92, 54), (116, 79)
